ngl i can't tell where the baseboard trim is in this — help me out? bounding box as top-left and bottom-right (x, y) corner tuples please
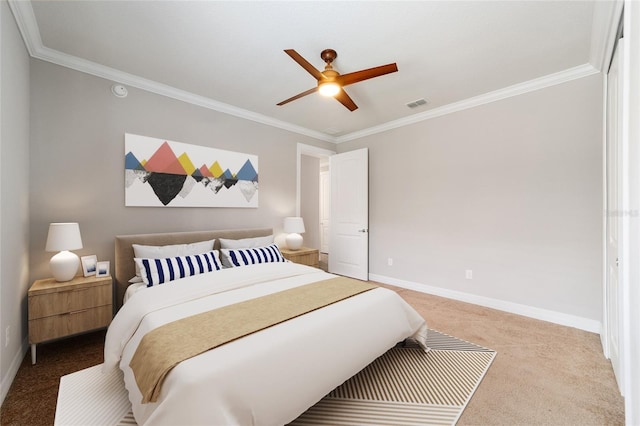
(0, 337), (29, 406)
(369, 273), (602, 334)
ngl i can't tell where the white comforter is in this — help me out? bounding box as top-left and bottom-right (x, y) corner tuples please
(103, 262), (427, 426)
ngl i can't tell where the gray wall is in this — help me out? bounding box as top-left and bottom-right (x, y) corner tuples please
(300, 155), (320, 249)
(0, 1), (31, 401)
(339, 74), (604, 321)
(28, 59), (334, 286)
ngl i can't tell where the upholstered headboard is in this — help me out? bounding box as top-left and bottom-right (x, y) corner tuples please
(114, 228), (273, 309)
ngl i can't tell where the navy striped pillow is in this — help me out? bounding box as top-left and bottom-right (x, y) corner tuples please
(135, 250), (223, 287)
(220, 244), (286, 267)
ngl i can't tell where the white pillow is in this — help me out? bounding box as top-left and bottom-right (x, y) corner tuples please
(219, 235), (274, 267)
(132, 239), (216, 278)
(219, 235), (274, 249)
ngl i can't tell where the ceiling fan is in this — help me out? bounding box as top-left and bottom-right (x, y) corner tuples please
(277, 49), (398, 112)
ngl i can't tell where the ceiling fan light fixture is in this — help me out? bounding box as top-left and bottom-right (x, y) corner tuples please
(318, 81), (341, 97)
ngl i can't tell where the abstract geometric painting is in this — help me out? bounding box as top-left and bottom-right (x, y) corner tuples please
(125, 133), (258, 207)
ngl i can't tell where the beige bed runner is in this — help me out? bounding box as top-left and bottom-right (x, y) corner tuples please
(129, 277), (377, 403)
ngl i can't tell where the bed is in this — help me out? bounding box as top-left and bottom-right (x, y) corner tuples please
(105, 228), (428, 425)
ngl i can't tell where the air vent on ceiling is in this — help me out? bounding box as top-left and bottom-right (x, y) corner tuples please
(324, 127), (341, 135)
(406, 98), (428, 109)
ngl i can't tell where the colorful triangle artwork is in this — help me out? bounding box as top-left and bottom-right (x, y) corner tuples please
(125, 134), (258, 207)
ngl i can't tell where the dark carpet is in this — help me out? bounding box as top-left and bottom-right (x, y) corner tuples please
(1, 330), (106, 426)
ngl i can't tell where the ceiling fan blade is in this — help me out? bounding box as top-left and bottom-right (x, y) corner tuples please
(284, 49), (325, 81)
(334, 89), (358, 111)
(276, 87), (318, 106)
(337, 63), (398, 87)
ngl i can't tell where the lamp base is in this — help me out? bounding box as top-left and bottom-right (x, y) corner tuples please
(50, 251), (80, 282)
(286, 233), (303, 250)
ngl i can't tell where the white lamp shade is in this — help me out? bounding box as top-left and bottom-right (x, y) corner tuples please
(45, 223), (83, 252)
(46, 223), (83, 282)
(283, 217), (305, 234)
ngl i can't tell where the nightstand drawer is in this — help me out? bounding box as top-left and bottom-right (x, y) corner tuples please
(288, 251), (319, 267)
(29, 304), (112, 343)
(28, 283), (111, 319)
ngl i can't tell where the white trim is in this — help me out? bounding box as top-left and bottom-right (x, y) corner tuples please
(0, 337), (28, 405)
(38, 44), (335, 143)
(601, 70), (610, 359)
(10, 0), (602, 145)
(6, 0), (38, 56)
(370, 273), (602, 334)
(6, 1), (333, 144)
(296, 143), (335, 216)
(336, 63), (599, 143)
(590, 0), (625, 72)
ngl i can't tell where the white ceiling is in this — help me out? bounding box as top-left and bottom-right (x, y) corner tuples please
(11, 1), (612, 143)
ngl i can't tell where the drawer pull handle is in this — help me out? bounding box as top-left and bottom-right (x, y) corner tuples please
(65, 309), (89, 315)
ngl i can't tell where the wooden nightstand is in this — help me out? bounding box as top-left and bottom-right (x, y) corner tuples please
(28, 275), (113, 364)
(281, 247), (320, 268)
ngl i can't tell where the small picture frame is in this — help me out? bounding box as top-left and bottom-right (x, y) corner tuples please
(81, 255), (98, 277)
(96, 261), (110, 277)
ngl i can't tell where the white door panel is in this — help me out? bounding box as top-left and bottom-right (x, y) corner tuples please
(606, 39), (623, 393)
(329, 149), (368, 280)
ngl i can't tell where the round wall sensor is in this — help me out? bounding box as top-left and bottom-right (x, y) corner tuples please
(111, 84), (128, 98)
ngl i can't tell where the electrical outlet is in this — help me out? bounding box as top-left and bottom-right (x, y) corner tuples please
(387, 258), (393, 266)
(5, 325), (10, 347)
(465, 270), (473, 280)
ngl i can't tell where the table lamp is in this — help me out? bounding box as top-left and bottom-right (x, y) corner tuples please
(45, 223), (83, 282)
(284, 217), (305, 250)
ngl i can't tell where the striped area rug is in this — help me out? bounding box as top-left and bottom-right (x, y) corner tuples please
(55, 329), (495, 426)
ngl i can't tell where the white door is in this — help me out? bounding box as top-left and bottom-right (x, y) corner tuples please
(329, 148), (368, 280)
(606, 39), (623, 393)
(320, 170), (331, 253)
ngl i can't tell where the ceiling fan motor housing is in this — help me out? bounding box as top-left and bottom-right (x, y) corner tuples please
(321, 49), (337, 66)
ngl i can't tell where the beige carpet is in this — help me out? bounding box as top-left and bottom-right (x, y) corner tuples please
(55, 330), (495, 426)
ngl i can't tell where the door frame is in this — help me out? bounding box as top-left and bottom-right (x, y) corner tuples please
(601, 3), (625, 363)
(319, 168), (330, 253)
(296, 143), (336, 215)
(620, 3), (640, 422)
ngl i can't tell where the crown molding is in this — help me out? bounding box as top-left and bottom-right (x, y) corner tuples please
(336, 63), (600, 143)
(589, 0), (623, 72)
(7, 0), (39, 56)
(7, 0), (335, 144)
(9, 0), (600, 146)
(38, 44), (335, 143)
